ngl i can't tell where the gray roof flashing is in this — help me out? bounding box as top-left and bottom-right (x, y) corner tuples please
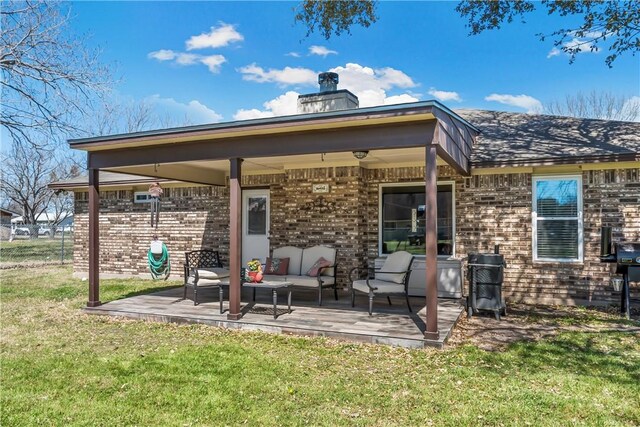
(297, 89), (359, 99)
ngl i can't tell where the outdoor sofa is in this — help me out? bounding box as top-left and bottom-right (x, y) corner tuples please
(262, 245), (338, 305)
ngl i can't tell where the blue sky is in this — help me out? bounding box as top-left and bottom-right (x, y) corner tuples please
(71, 1), (639, 125)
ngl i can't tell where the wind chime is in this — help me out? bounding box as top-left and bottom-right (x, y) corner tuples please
(147, 180), (170, 280)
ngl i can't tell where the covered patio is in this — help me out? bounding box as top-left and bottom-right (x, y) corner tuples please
(70, 101), (478, 345)
(86, 286), (464, 349)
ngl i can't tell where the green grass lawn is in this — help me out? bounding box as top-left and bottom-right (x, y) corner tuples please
(0, 238), (72, 264)
(1, 266), (638, 426)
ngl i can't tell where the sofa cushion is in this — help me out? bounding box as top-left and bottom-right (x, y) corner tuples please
(376, 251), (413, 284)
(265, 257), (289, 275)
(306, 257), (332, 277)
(262, 275), (335, 287)
(187, 276), (220, 286)
(261, 274), (290, 283)
(197, 268), (227, 280)
(293, 275), (335, 288)
(301, 246), (336, 277)
(272, 246), (304, 275)
(352, 279), (405, 294)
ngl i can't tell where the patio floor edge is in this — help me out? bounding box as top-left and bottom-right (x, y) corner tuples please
(83, 305), (464, 349)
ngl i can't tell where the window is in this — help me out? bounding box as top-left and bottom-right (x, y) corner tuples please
(134, 191), (152, 203)
(247, 196), (267, 235)
(380, 183), (454, 256)
(532, 176), (583, 262)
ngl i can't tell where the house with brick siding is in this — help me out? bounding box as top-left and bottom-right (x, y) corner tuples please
(51, 74), (639, 340)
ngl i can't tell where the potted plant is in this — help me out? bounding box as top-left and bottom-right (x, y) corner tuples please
(246, 259), (263, 283)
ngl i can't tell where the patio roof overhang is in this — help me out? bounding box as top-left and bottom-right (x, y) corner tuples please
(72, 101), (479, 343)
(71, 101), (478, 180)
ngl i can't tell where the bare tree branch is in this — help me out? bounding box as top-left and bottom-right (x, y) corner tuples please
(1, 0), (112, 147)
(545, 91), (640, 121)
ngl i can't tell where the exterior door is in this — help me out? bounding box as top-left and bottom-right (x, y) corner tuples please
(242, 189), (270, 265)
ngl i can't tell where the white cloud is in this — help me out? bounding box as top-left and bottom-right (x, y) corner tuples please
(374, 67), (417, 89)
(238, 63), (317, 86)
(286, 52), (301, 58)
(148, 49), (177, 61)
(200, 55), (227, 73)
(233, 108), (275, 121)
(186, 22), (244, 50)
(563, 38), (599, 54)
(328, 63), (417, 94)
(237, 62), (421, 111)
(173, 53), (200, 66)
(547, 47), (561, 58)
(327, 63), (418, 107)
(147, 95), (223, 124)
(384, 94), (420, 105)
(547, 33), (601, 59)
(148, 50), (226, 74)
(428, 88), (462, 102)
(485, 93), (543, 114)
(233, 91), (300, 120)
(309, 45), (338, 57)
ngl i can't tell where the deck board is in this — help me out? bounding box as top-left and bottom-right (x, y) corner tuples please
(85, 286), (464, 348)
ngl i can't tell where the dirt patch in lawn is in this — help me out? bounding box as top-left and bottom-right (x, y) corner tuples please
(448, 304), (640, 351)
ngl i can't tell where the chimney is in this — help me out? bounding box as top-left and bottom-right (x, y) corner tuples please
(297, 72), (359, 114)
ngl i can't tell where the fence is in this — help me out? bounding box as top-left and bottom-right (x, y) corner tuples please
(0, 224), (73, 267)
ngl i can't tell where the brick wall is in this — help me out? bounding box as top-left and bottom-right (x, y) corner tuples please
(73, 166), (640, 306)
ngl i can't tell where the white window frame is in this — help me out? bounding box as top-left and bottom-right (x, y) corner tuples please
(532, 175), (583, 263)
(378, 181), (456, 258)
(133, 191), (152, 204)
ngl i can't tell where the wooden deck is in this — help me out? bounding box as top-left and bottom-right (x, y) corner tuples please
(85, 286), (464, 349)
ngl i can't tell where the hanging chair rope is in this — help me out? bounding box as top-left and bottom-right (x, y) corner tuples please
(148, 242), (170, 280)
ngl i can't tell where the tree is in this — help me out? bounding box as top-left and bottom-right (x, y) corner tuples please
(544, 91), (640, 121)
(90, 99), (192, 137)
(0, 140), (78, 237)
(294, 0), (377, 39)
(296, 1), (640, 67)
(456, 1), (640, 67)
(1, 0), (111, 146)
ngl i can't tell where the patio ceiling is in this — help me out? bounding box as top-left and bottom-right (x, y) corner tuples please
(104, 147), (452, 186)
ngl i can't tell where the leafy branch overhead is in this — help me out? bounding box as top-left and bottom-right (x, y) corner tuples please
(457, 0), (640, 67)
(296, 0), (640, 67)
(295, 0), (377, 39)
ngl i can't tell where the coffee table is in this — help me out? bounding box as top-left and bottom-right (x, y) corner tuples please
(217, 280), (293, 319)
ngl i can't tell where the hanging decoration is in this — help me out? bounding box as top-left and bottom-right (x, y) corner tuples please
(148, 181), (163, 228)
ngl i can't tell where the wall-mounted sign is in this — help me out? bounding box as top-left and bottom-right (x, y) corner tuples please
(312, 184), (330, 193)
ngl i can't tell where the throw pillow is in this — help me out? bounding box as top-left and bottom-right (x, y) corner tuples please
(265, 257), (289, 275)
(306, 257), (332, 277)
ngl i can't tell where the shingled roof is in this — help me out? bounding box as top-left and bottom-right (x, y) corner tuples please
(456, 109), (640, 167)
(50, 109), (640, 189)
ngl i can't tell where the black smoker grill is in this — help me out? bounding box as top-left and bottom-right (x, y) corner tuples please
(467, 251), (507, 320)
(600, 227), (640, 319)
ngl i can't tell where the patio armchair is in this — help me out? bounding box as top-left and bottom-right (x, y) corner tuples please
(349, 251), (414, 315)
(183, 249), (224, 305)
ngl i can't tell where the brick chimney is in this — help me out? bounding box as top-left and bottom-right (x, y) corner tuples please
(297, 72), (359, 114)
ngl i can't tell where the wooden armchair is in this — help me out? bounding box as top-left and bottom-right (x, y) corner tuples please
(349, 251), (414, 315)
(183, 249), (223, 305)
